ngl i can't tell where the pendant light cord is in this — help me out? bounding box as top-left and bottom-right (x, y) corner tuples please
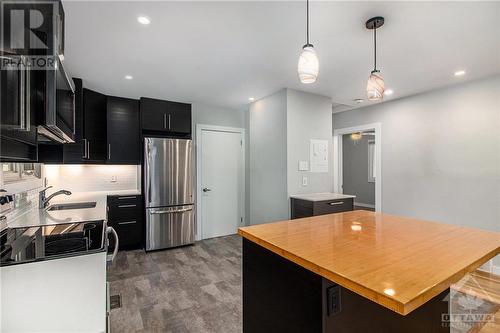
(373, 26), (377, 72)
(306, 0), (310, 45)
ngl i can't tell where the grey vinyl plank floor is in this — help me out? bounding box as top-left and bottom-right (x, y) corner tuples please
(108, 235), (242, 333)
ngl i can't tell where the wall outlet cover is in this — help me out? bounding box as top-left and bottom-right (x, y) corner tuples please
(302, 176), (308, 186)
(298, 160), (309, 171)
(110, 176), (117, 183)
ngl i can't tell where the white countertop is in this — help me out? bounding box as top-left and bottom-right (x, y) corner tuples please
(5, 190), (141, 230)
(290, 192), (356, 202)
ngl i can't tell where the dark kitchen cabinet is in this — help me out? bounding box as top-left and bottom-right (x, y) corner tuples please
(62, 87), (107, 163)
(61, 78), (85, 163)
(82, 88), (107, 161)
(107, 194), (143, 250)
(140, 97), (191, 136)
(106, 96), (140, 164)
(290, 197), (354, 219)
(0, 55), (38, 161)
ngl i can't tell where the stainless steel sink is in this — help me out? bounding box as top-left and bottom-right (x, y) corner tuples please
(47, 202), (97, 211)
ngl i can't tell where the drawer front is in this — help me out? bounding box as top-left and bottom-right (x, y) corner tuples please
(108, 204), (142, 222)
(107, 194), (144, 250)
(146, 205), (195, 251)
(313, 198), (353, 216)
(114, 219), (143, 249)
(107, 195), (141, 207)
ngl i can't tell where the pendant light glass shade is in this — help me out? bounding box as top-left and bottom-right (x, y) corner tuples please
(366, 71), (385, 101)
(298, 45), (319, 84)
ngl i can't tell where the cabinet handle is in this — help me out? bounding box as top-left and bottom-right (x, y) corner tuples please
(22, 66), (31, 131)
(18, 58), (27, 130)
(118, 196), (136, 200)
(168, 114), (171, 130)
(329, 201), (344, 206)
(82, 139), (88, 159)
(108, 144), (111, 160)
(118, 220), (137, 225)
(87, 140), (91, 158)
(163, 114), (167, 129)
(118, 204), (136, 208)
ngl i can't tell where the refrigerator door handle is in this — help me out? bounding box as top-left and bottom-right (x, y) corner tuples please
(146, 139), (152, 206)
(150, 207), (193, 214)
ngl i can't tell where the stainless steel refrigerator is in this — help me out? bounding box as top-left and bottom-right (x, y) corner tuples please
(144, 137), (194, 251)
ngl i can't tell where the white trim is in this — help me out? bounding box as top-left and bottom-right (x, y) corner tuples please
(354, 202), (375, 209)
(195, 124), (246, 241)
(333, 122), (382, 212)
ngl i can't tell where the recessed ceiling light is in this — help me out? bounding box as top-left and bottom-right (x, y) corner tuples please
(248, 97), (255, 102)
(137, 16), (151, 25)
(454, 70), (466, 77)
(354, 98), (364, 104)
(384, 89), (394, 96)
(125, 75), (133, 80)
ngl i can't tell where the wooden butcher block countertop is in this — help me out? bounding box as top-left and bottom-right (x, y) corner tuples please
(238, 210), (500, 315)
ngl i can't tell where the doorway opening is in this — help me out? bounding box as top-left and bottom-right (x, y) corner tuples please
(196, 124), (246, 240)
(333, 123), (382, 212)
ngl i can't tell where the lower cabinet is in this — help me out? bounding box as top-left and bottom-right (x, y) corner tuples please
(291, 198), (354, 219)
(107, 194), (143, 250)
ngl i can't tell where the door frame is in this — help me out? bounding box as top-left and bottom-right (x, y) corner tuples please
(333, 122), (382, 212)
(196, 124), (246, 240)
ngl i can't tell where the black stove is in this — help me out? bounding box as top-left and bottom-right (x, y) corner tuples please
(0, 221), (105, 266)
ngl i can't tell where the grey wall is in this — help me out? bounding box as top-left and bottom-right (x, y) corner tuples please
(342, 135), (375, 205)
(249, 90), (289, 225)
(248, 89), (333, 225)
(333, 75), (500, 233)
(287, 89), (333, 195)
(191, 102), (248, 227)
(192, 103), (246, 129)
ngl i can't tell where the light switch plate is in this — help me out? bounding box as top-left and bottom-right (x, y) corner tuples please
(302, 176), (308, 186)
(298, 160), (309, 171)
(110, 175), (117, 183)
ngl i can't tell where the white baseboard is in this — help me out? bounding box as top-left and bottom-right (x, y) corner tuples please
(354, 202), (375, 209)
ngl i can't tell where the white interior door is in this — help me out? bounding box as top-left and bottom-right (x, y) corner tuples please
(200, 129), (244, 239)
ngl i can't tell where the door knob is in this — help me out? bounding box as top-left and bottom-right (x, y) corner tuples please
(202, 188), (211, 192)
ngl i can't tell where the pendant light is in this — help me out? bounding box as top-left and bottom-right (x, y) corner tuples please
(366, 16), (385, 100)
(297, 0), (318, 84)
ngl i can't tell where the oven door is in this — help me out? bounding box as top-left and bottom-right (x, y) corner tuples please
(38, 56), (75, 143)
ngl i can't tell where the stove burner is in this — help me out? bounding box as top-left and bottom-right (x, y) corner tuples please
(45, 238), (88, 256)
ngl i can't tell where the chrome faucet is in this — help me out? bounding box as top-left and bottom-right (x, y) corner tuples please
(39, 186), (72, 209)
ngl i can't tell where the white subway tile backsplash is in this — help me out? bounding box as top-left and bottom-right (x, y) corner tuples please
(44, 165), (140, 193)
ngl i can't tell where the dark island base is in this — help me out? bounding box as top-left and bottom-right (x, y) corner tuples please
(242, 239), (450, 333)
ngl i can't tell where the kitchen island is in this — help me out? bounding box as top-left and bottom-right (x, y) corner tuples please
(238, 211), (500, 332)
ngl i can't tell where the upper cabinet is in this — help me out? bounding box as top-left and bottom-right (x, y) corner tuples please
(140, 98), (191, 137)
(82, 88), (107, 161)
(58, 86), (107, 164)
(106, 96), (141, 164)
(0, 54), (38, 161)
(0, 0), (69, 161)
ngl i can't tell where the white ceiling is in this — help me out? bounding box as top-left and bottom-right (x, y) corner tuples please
(62, 1), (500, 111)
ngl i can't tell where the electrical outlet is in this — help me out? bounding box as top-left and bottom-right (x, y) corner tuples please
(327, 285), (341, 316)
(302, 176), (308, 186)
(110, 175), (117, 183)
